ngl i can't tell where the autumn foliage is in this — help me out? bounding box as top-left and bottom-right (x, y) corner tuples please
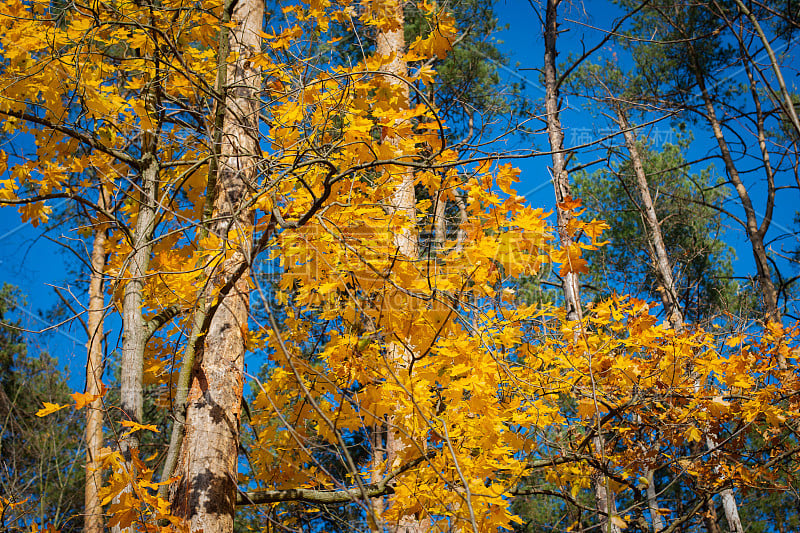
(1, 0), (799, 531)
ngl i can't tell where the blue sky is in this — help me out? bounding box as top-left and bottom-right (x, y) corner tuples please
(491, 0), (800, 282)
(1, 0), (799, 391)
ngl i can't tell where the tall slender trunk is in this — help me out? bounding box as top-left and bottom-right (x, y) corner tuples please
(617, 102), (747, 533)
(543, 0), (581, 325)
(703, 496), (723, 533)
(615, 105), (675, 533)
(691, 54), (780, 329)
(84, 189), (108, 533)
(114, 71), (160, 533)
(688, 52), (758, 533)
(119, 155), (157, 454)
(376, 3), (429, 531)
(644, 470), (663, 533)
(615, 106), (683, 331)
(370, 425), (386, 532)
(169, 0), (263, 530)
(543, 2), (619, 532)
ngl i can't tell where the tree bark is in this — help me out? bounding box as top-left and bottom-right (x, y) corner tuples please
(376, 3), (430, 531)
(543, 2), (619, 532)
(691, 53), (780, 330)
(169, 0), (263, 530)
(644, 470), (664, 533)
(687, 51), (761, 533)
(544, 0), (581, 324)
(114, 71), (161, 533)
(157, 0), (236, 498)
(614, 105), (683, 331)
(120, 158), (157, 448)
(84, 189), (108, 533)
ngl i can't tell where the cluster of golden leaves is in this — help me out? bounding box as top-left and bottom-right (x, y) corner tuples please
(5, 0), (800, 530)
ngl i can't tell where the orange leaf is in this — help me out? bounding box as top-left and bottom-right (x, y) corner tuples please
(557, 195), (582, 211)
(71, 383), (108, 409)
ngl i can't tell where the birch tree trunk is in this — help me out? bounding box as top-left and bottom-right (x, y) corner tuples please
(84, 189), (108, 533)
(169, 0), (263, 530)
(543, 2), (619, 531)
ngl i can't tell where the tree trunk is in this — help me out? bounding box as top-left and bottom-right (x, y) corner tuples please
(719, 481), (744, 533)
(644, 470), (664, 533)
(169, 0), (263, 530)
(691, 54), (780, 330)
(84, 189), (108, 533)
(120, 162), (156, 444)
(703, 496), (722, 533)
(376, 3), (430, 531)
(114, 73), (160, 533)
(370, 425), (386, 532)
(157, 0), (236, 498)
(543, 2), (619, 532)
(688, 54), (757, 533)
(544, 0), (581, 324)
(615, 105), (683, 331)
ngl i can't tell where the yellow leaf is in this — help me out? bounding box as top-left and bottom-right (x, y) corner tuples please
(36, 402), (68, 417)
(557, 195), (582, 211)
(684, 426), (702, 443)
(120, 420), (160, 436)
(132, 101), (154, 131)
(496, 163), (520, 194)
(765, 407), (787, 427)
(576, 399), (596, 419)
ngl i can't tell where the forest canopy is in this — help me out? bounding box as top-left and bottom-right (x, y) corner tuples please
(1, 0), (799, 532)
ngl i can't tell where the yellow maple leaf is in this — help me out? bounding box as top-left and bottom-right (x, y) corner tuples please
(576, 399), (596, 420)
(120, 420), (160, 437)
(684, 426), (702, 443)
(35, 401), (68, 417)
(131, 101), (154, 131)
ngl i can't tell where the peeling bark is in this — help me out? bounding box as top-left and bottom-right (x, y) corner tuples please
(169, 0), (263, 530)
(157, 0), (236, 498)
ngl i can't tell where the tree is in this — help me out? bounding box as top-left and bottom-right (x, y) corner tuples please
(573, 122), (739, 325)
(540, 1), (623, 531)
(0, 285), (84, 532)
(4, 1), (800, 533)
(617, 0), (795, 333)
(84, 189), (109, 533)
